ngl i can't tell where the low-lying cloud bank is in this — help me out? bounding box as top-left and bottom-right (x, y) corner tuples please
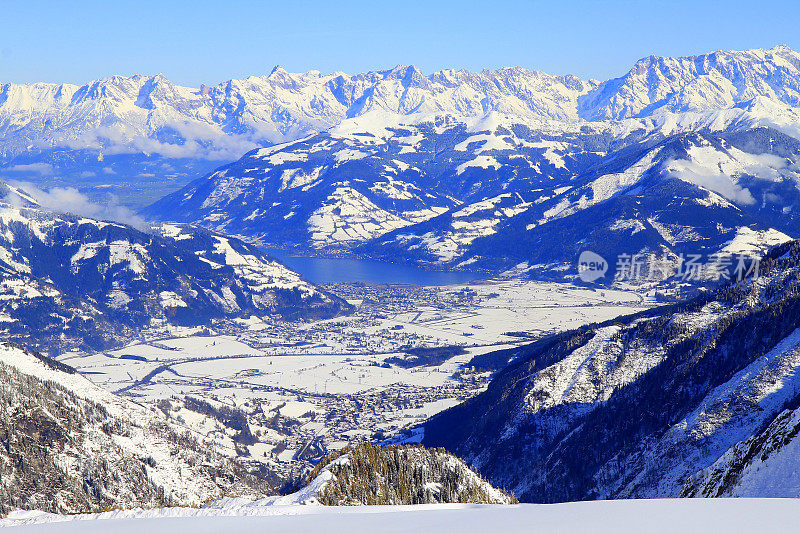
(5, 181), (148, 229)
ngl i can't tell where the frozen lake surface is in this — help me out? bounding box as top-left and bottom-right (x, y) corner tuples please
(264, 250), (483, 285)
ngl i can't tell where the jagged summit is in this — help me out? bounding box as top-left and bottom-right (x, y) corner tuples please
(3, 45), (800, 209)
(580, 45), (800, 120)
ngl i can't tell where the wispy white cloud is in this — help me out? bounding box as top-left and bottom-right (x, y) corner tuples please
(666, 158), (756, 205)
(47, 124), (261, 161)
(6, 181), (148, 229)
(4, 163), (55, 175)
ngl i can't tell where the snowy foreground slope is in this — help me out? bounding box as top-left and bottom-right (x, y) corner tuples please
(0, 343), (511, 516)
(424, 239), (800, 501)
(4, 499), (800, 532)
(0, 344), (271, 515)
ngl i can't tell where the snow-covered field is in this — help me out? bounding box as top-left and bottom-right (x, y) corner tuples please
(52, 280), (653, 478)
(381, 280), (650, 343)
(57, 281), (650, 398)
(60, 280), (647, 391)
(4, 499), (800, 532)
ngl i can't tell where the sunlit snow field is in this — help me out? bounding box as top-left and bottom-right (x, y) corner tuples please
(4, 499), (799, 532)
(59, 280), (650, 398)
(49, 280), (653, 470)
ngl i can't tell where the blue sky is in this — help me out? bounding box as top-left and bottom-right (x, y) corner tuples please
(2, 0), (800, 86)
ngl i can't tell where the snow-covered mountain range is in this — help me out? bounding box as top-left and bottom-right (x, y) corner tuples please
(580, 45), (800, 120)
(134, 46), (800, 277)
(422, 239), (800, 501)
(4, 46), (799, 162)
(0, 182), (349, 352)
(0, 64), (594, 206)
(359, 125), (800, 276)
(4, 45), (800, 209)
(143, 123), (798, 280)
(0, 64), (593, 160)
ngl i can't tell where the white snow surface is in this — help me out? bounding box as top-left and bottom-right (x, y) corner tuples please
(0, 344), (259, 507)
(4, 499), (800, 532)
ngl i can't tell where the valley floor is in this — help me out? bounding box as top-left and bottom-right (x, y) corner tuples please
(3, 499), (799, 532)
(54, 279), (655, 481)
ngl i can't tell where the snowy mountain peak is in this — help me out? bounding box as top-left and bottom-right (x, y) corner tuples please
(580, 46), (800, 120)
(4, 46), (800, 204)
